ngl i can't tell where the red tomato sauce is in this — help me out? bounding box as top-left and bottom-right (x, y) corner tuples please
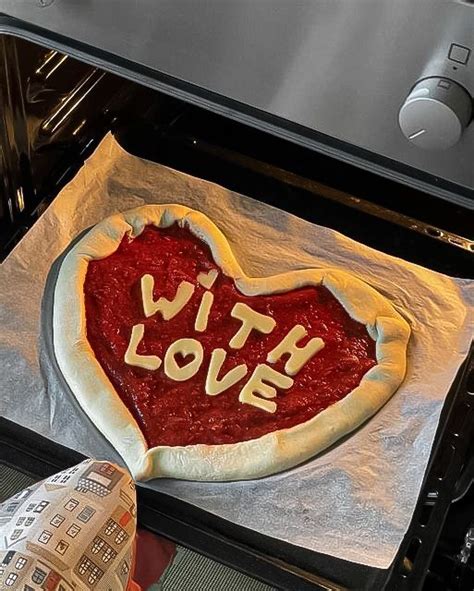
(84, 225), (377, 447)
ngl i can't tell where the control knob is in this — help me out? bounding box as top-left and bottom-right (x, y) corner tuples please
(399, 77), (472, 149)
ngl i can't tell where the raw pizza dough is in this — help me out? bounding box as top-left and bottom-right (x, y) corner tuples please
(52, 204), (410, 481)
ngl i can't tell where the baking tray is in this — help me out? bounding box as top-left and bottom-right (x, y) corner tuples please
(1, 346), (472, 591)
(1, 227), (471, 590)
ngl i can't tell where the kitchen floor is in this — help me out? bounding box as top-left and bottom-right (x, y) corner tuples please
(156, 546), (275, 591)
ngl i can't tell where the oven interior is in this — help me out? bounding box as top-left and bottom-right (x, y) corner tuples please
(0, 36), (473, 591)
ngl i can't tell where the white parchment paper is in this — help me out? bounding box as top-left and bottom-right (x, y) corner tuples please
(0, 134), (472, 568)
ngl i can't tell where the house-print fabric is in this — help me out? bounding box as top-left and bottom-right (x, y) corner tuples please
(0, 460), (136, 590)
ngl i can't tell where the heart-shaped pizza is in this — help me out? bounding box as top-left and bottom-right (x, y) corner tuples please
(52, 204), (410, 481)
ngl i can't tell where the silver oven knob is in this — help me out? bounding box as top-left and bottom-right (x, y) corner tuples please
(399, 78), (472, 150)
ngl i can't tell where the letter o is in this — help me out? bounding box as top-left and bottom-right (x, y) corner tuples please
(164, 338), (204, 382)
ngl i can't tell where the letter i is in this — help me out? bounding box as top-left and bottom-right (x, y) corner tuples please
(195, 269), (219, 332)
(195, 291), (214, 332)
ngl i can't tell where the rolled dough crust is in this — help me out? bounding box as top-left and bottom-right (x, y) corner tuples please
(52, 204), (410, 481)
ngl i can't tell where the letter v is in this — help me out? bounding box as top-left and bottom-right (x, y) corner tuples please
(206, 348), (248, 395)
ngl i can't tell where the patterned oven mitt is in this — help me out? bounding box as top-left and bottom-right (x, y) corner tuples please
(0, 459), (173, 590)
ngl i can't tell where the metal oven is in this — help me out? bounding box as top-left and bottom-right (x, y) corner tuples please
(0, 2), (473, 590)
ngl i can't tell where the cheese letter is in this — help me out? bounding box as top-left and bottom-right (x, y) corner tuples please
(141, 274), (194, 320)
(267, 325), (325, 376)
(197, 269), (218, 289)
(124, 324), (162, 371)
(195, 291), (214, 332)
(205, 348), (248, 396)
(229, 302), (276, 349)
(164, 338), (204, 381)
(239, 364), (293, 413)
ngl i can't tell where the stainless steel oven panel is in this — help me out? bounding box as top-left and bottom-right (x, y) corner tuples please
(1, 0), (473, 201)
